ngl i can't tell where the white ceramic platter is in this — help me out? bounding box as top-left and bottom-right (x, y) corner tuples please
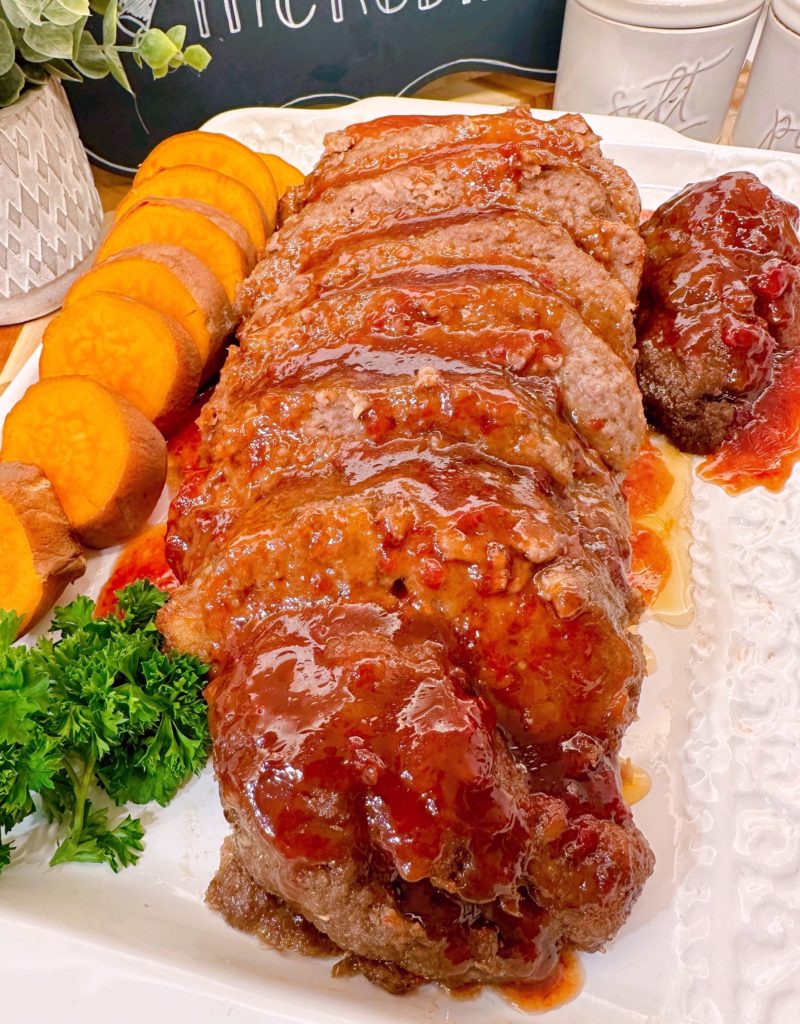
(2, 99), (800, 1024)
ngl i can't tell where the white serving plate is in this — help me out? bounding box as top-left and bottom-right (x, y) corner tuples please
(2, 99), (800, 1024)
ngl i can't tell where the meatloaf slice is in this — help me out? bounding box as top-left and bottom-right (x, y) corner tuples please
(244, 211), (636, 363)
(285, 108), (640, 229)
(240, 148), (644, 316)
(238, 274), (645, 471)
(163, 437), (643, 754)
(167, 366), (635, 606)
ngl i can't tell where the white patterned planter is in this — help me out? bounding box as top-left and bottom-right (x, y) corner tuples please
(0, 79), (104, 325)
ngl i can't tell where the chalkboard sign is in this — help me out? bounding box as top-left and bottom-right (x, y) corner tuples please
(67, 0), (566, 174)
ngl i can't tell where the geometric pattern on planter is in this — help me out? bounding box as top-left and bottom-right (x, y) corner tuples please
(0, 78), (104, 300)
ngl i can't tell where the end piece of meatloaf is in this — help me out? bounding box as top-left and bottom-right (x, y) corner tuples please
(160, 110), (653, 993)
(636, 170), (800, 453)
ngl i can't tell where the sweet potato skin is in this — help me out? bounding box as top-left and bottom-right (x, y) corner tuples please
(0, 461), (85, 636)
(116, 164), (269, 254)
(1, 377), (168, 550)
(40, 293), (202, 434)
(96, 197), (256, 304)
(80, 391), (167, 549)
(65, 243), (235, 373)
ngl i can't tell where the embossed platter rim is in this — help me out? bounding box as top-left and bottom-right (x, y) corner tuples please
(1, 100), (799, 1024)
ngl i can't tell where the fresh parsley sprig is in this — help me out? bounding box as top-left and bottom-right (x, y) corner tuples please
(0, 581), (209, 873)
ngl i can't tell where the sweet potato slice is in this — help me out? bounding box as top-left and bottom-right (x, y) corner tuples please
(258, 153), (304, 199)
(0, 462), (86, 637)
(65, 243), (233, 372)
(116, 165), (269, 254)
(1, 377), (167, 549)
(96, 198), (255, 304)
(135, 130), (278, 233)
(40, 294), (201, 434)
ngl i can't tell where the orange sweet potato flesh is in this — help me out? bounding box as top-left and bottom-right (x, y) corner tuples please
(116, 164), (269, 254)
(65, 243), (234, 371)
(0, 461), (85, 637)
(258, 153), (304, 199)
(40, 294), (201, 434)
(135, 131), (278, 233)
(96, 198), (256, 304)
(1, 377), (167, 549)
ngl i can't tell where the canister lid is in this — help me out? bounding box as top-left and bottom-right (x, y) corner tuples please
(575, 0), (765, 30)
(773, 0), (800, 36)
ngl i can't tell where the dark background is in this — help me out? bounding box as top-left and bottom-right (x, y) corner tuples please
(67, 0), (566, 173)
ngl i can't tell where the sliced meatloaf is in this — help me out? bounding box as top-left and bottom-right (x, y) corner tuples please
(238, 273), (645, 471)
(167, 366), (638, 617)
(284, 107), (640, 229)
(240, 148), (644, 316)
(243, 210), (636, 363)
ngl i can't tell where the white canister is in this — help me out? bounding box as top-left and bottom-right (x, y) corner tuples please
(732, 1), (800, 151)
(554, 0), (765, 143)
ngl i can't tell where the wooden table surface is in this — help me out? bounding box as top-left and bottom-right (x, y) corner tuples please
(0, 70), (749, 395)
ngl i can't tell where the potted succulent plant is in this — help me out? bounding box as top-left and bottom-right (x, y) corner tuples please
(0, 0), (210, 324)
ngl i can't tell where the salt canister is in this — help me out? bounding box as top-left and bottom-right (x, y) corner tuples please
(554, 0), (765, 142)
(733, 1), (800, 151)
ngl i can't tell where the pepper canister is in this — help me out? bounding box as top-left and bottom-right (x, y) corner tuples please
(554, 0), (765, 142)
(733, 1), (800, 151)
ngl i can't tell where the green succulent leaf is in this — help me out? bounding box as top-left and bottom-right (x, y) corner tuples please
(23, 21), (73, 58)
(182, 44), (210, 73)
(42, 55), (82, 80)
(165, 24), (185, 50)
(100, 0), (115, 47)
(73, 27), (105, 77)
(43, 0), (90, 26)
(18, 58), (48, 81)
(0, 60), (24, 103)
(102, 41), (129, 92)
(0, 0), (209, 107)
(1, 0), (46, 28)
(0, 16), (15, 74)
(136, 27), (177, 71)
(0, 0), (28, 29)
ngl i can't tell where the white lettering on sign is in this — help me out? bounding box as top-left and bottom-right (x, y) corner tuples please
(330, 0), (369, 23)
(191, 0), (488, 37)
(225, 0), (242, 32)
(276, 0), (317, 28)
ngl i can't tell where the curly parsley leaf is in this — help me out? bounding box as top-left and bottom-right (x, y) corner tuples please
(50, 803), (144, 873)
(0, 582), (209, 873)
